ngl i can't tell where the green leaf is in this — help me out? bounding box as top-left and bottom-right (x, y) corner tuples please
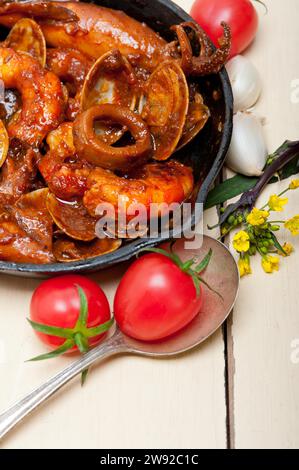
(193, 249), (213, 274)
(81, 368), (89, 387)
(27, 339), (74, 362)
(205, 174), (259, 209)
(27, 319), (73, 339)
(76, 285), (88, 327)
(279, 156), (299, 180)
(271, 233), (287, 255)
(86, 318), (114, 338)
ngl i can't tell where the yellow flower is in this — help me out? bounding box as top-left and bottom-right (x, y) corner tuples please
(246, 208), (269, 226)
(289, 179), (299, 190)
(284, 215), (299, 236)
(268, 194), (288, 212)
(238, 257), (252, 277)
(261, 255), (280, 274)
(233, 230), (250, 253)
(279, 242), (294, 257)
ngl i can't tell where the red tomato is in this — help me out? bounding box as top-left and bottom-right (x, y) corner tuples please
(30, 275), (111, 350)
(114, 253), (203, 341)
(190, 0), (258, 58)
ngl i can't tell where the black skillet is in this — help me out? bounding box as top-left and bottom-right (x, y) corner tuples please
(0, 0), (233, 276)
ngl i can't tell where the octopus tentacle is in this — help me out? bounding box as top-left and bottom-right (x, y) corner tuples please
(170, 24), (193, 75)
(174, 21), (231, 76)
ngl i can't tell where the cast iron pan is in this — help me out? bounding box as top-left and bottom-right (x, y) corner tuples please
(0, 0), (233, 277)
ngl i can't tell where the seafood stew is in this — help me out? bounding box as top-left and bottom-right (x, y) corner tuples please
(0, 0), (233, 275)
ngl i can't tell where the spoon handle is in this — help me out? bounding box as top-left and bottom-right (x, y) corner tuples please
(0, 329), (125, 440)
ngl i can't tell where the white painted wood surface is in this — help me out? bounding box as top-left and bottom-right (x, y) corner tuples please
(0, 209), (227, 449)
(226, 0), (299, 449)
(0, 0), (298, 449)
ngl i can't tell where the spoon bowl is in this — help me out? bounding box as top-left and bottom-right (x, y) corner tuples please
(0, 235), (239, 440)
(122, 235), (239, 356)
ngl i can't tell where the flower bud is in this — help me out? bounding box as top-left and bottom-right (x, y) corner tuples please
(248, 246), (257, 256)
(228, 215), (235, 225)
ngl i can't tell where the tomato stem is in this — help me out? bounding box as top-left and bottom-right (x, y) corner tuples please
(28, 286), (114, 385)
(26, 339), (75, 362)
(181, 259), (196, 272)
(138, 244), (217, 298)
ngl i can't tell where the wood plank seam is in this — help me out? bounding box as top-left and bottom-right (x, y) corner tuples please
(223, 315), (236, 448)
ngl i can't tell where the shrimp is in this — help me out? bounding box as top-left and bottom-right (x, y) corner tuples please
(0, 46), (65, 145)
(38, 122), (91, 200)
(83, 161), (194, 221)
(0, 1), (231, 77)
(39, 121), (193, 224)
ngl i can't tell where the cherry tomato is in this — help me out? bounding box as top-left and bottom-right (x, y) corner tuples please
(190, 0), (258, 58)
(114, 253), (204, 341)
(30, 275), (111, 351)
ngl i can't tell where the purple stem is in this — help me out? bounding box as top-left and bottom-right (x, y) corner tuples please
(218, 140), (299, 226)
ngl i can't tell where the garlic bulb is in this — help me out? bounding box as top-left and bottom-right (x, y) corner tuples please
(226, 112), (268, 177)
(226, 55), (262, 113)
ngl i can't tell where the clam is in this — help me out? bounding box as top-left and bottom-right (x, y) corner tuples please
(0, 119), (9, 169)
(4, 18), (46, 67)
(46, 193), (97, 242)
(80, 50), (137, 145)
(142, 61), (189, 161)
(53, 236), (122, 263)
(13, 188), (53, 250)
(177, 91), (210, 151)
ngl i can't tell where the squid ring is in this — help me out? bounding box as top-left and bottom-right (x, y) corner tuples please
(73, 104), (152, 171)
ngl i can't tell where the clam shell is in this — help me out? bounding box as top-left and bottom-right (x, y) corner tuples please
(80, 50), (137, 145)
(142, 61), (189, 160)
(47, 193), (97, 242)
(5, 18), (46, 67)
(53, 236), (122, 263)
(0, 120), (9, 169)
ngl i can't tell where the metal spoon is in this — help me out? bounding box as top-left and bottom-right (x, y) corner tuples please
(0, 235), (239, 440)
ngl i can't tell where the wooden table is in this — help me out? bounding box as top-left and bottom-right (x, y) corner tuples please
(0, 0), (298, 449)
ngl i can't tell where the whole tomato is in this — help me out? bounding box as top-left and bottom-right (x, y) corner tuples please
(190, 0), (258, 58)
(30, 275), (112, 353)
(114, 248), (212, 341)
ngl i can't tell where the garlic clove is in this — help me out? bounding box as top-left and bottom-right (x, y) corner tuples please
(226, 112), (268, 177)
(226, 55), (262, 113)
